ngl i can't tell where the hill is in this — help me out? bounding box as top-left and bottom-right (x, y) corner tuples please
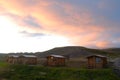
(35, 46), (120, 58)
(36, 46), (90, 58)
(6, 46), (120, 59)
(102, 48), (120, 53)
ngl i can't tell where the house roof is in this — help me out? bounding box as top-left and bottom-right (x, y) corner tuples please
(20, 55), (37, 58)
(8, 55), (19, 58)
(86, 55), (106, 58)
(50, 55), (65, 58)
(8, 55), (36, 58)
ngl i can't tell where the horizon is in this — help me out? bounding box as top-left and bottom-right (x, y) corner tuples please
(0, 0), (120, 53)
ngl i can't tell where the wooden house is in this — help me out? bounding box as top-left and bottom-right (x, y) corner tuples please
(6, 55), (37, 65)
(6, 55), (19, 64)
(86, 55), (107, 69)
(46, 55), (66, 66)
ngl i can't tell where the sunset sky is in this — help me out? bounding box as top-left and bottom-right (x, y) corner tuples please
(0, 0), (120, 53)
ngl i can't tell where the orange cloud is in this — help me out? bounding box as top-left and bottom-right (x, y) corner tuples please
(96, 41), (110, 48)
(0, 0), (106, 48)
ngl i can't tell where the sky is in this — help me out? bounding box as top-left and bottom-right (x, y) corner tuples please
(0, 0), (120, 53)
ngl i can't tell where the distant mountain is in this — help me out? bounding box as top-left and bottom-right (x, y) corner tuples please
(35, 46), (120, 58)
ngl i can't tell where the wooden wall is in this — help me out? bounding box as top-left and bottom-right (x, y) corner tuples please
(87, 56), (107, 68)
(7, 56), (37, 65)
(47, 56), (65, 66)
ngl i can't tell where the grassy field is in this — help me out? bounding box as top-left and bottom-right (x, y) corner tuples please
(0, 61), (9, 71)
(0, 64), (119, 80)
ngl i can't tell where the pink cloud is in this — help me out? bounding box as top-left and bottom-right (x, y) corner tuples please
(0, 0), (107, 48)
(95, 41), (112, 48)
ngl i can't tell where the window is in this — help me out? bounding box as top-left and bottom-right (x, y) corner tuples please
(51, 57), (54, 59)
(96, 57), (101, 63)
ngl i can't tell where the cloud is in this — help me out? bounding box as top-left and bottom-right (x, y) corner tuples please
(0, 0), (120, 49)
(23, 16), (41, 28)
(96, 40), (120, 48)
(20, 31), (46, 37)
(96, 41), (111, 48)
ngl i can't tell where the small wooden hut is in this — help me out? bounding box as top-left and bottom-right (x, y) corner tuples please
(18, 55), (37, 65)
(6, 55), (19, 64)
(6, 55), (37, 65)
(46, 55), (66, 66)
(86, 55), (107, 69)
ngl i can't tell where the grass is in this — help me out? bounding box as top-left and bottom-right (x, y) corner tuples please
(0, 65), (119, 80)
(0, 61), (9, 72)
(0, 61), (9, 67)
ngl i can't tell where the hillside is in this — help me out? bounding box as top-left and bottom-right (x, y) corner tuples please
(35, 46), (120, 58)
(5, 46), (120, 59)
(102, 48), (120, 53)
(36, 46), (90, 58)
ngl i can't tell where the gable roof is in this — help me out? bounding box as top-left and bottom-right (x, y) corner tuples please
(86, 55), (106, 58)
(8, 55), (36, 58)
(21, 55), (36, 58)
(50, 55), (65, 58)
(8, 55), (19, 58)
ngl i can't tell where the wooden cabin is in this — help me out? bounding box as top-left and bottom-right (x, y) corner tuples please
(86, 55), (107, 69)
(6, 55), (19, 64)
(6, 55), (37, 65)
(46, 55), (66, 66)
